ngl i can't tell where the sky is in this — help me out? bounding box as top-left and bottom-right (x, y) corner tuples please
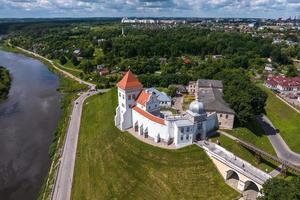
(0, 0), (300, 19)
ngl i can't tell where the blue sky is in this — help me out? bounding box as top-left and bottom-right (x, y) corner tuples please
(0, 0), (299, 18)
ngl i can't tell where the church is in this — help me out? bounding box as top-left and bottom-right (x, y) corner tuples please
(114, 70), (219, 147)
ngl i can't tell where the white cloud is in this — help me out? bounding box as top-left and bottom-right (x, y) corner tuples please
(0, 0), (299, 18)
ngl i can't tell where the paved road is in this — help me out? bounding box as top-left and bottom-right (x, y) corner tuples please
(52, 90), (107, 200)
(256, 115), (300, 166)
(13, 46), (108, 200)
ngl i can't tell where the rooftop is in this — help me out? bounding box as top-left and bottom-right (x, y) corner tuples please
(136, 90), (150, 106)
(132, 106), (165, 125)
(117, 70), (143, 90)
(174, 119), (194, 127)
(146, 88), (171, 102)
(266, 76), (300, 87)
(198, 88), (234, 114)
(197, 79), (223, 89)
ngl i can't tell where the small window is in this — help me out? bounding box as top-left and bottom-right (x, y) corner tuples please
(122, 103), (125, 108)
(219, 122), (221, 125)
(220, 114), (223, 117)
(133, 94), (136, 99)
(119, 92), (121, 97)
(226, 114), (228, 119)
(122, 94), (124, 99)
(155, 104), (157, 108)
(181, 128), (184, 133)
(181, 136), (183, 140)
(186, 135), (189, 140)
(128, 95), (131, 100)
(187, 127), (190, 132)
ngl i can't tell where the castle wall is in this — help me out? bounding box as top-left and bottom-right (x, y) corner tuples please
(132, 110), (169, 142)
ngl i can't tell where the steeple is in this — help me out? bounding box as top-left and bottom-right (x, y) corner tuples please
(117, 70), (143, 90)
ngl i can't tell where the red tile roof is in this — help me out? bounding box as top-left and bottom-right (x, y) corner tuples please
(266, 76), (300, 88)
(117, 70), (143, 90)
(136, 90), (150, 106)
(132, 106), (165, 125)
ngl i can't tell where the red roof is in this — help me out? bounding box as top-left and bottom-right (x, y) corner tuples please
(132, 106), (165, 125)
(117, 70), (143, 90)
(136, 90), (150, 106)
(266, 76), (300, 88)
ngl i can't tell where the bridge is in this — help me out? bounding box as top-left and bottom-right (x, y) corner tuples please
(196, 141), (272, 200)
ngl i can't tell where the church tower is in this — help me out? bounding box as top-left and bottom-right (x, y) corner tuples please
(115, 70), (143, 131)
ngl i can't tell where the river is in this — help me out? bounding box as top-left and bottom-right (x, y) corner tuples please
(0, 50), (61, 200)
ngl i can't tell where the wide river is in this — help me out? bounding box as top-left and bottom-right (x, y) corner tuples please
(0, 50), (61, 200)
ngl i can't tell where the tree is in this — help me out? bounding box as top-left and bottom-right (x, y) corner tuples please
(286, 65), (298, 77)
(81, 61), (94, 74)
(167, 86), (177, 97)
(214, 68), (267, 124)
(71, 56), (80, 66)
(258, 177), (300, 200)
(59, 56), (67, 65)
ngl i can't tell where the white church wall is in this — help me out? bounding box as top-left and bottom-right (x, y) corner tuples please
(173, 123), (194, 146)
(132, 110), (169, 142)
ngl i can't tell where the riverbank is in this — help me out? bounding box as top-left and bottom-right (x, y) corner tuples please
(0, 44), (88, 200)
(0, 66), (11, 101)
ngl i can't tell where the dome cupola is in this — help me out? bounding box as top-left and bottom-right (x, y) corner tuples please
(189, 99), (205, 114)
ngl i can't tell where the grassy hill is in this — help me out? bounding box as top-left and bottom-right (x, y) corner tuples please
(261, 86), (300, 154)
(71, 89), (238, 200)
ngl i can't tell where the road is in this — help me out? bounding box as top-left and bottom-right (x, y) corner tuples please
(16, 46), (95, 88)
(52, 90), (107, 200)
(13, 46), (107, 200)
(256, 115), (300, 166)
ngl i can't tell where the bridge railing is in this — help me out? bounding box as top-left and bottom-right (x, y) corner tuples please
(235, 139), (300, 174)
(198, 142), (271, 185)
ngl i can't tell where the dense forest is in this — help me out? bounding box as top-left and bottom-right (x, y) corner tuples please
(5, 22), (299, 124)
(0, 66), (11, 101)
(259, 177), (300, 200)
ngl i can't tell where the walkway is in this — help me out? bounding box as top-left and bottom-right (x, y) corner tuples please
(256, 115), (300, 166)
(14, 46), (106, 200)
(269, 165), (282, 177)
(52, 90), (103, 200)
(198, 141), (271, 186)
(16, 46), (95, 88)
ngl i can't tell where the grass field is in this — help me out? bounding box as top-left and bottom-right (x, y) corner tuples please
(261, 86), (300, 154)
(225, 119), (276, 155)
(72, 89), (238, 200)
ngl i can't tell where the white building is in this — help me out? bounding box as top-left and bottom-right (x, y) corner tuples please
(115, 70), (218, 147)
(146, 87), (172, 107)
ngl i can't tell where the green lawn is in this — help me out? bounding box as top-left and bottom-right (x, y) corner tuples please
(261, 86), (300, 154)
(224, 119), (276, 155)
(72, 89), (238, 200)
(53, 59), (83, 77)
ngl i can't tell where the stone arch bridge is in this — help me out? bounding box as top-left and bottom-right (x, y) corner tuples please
(197, 141), (272, 200)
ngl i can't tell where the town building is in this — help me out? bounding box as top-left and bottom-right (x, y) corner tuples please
(264, 63), (274, 73)
(146, 88), (172, 107)
(188, 79), (234, 129)
(197, 88), (235, 129)
(115, 70), (218, 147)
(99, 68), (109, 76)
(265, 76), (300, 92)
